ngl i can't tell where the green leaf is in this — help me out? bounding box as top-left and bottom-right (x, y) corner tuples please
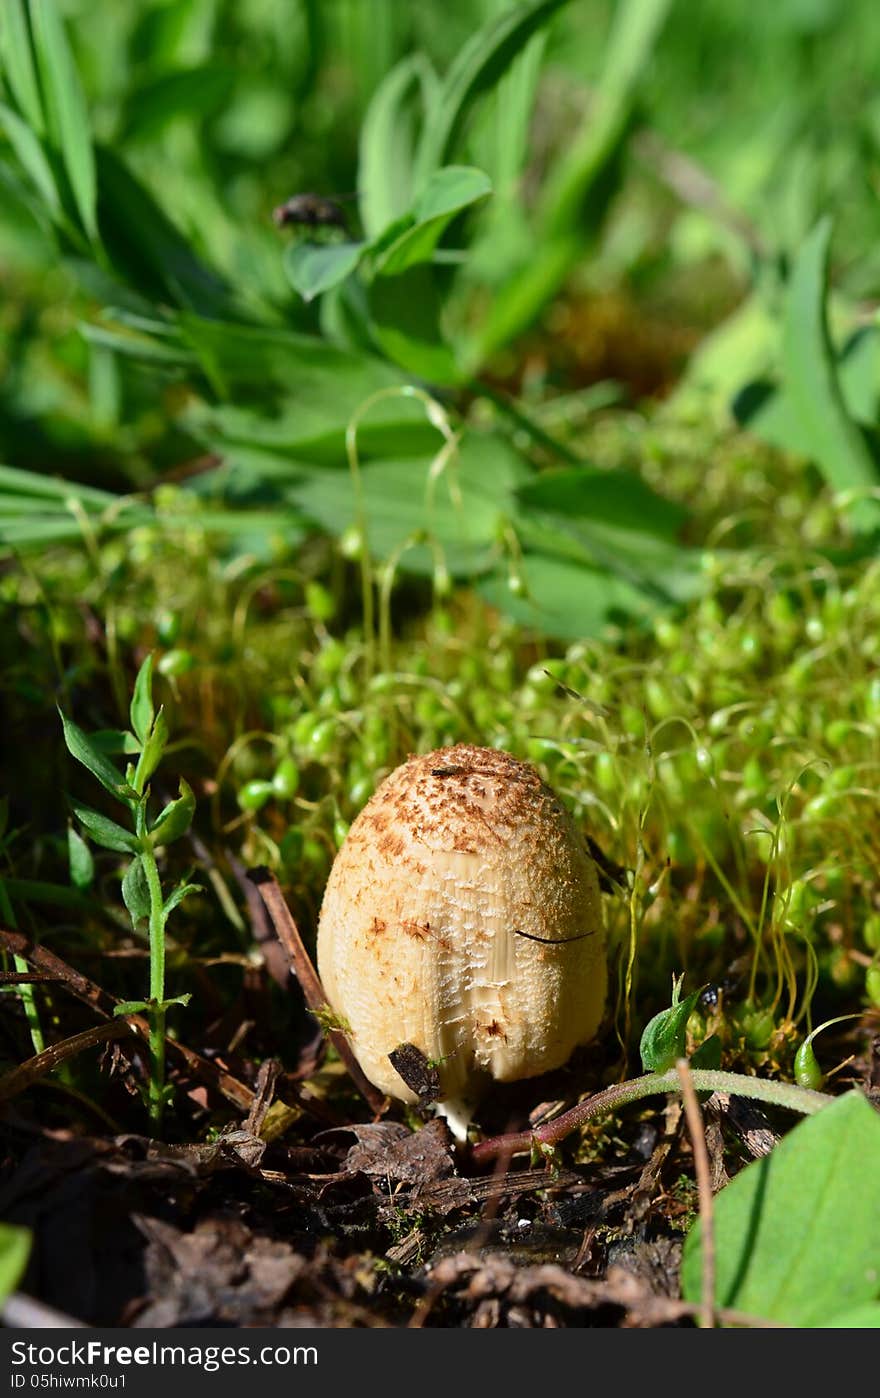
(368, 265), (460, 383)
(120, 65), (234, 144)
(290, 432), (528, 576)
(28, 0), (97, 239)
(59, 710), (135, 802)
(113, 1000), (148, 1017)
(0, 1221), (31, 1304)
(359, 53), (435, 238)
(284, 241), (367, 303)
(70, 802), (139, 854)
(690, 1033), (722, 1072)
(114, 993), (190, 1016)
(163, 881), (203, 918)
(478, 552), (653, 640)
(373, 166), (491, 277)
(94, 146), (234, 317)
(682, 1092), (880, 1326)
(137, 706), (169, 788)
(781, 219), (880, 530)
(121, 855), (150, 926)
(129, 653), (155, 745)
(158, 993), (191, 1012)
(0, 102), (59, 213)
(640, 978), (702, 1073)
(470, 0), (670, 366)
(415, 0), (571, 183)
(0, 0), (44, 134)
(67, 824), (94, 891)
(513, 466), (699, 606)
(538, 0), (671, 238)
(89, 729), (142, 756)
(149, 778), (195, 847)
(825, 1304), (880, 1328)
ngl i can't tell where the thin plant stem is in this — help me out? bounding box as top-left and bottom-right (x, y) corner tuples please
(140, 842), (167, 1131)
(0, 879), (44, 1055)
(677, 1058), (714, 1330)
(133, 785), (167, 1133)
(471, 1068), (833, 1164)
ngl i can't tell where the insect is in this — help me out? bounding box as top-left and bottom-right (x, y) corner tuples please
(272, 192), (350, 231)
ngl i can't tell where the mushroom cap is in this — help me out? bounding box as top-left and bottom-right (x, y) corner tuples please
(316, 744), (606, 1132)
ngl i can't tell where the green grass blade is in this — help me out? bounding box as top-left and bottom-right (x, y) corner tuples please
(414, 0), (571, 186)
(359, 53), (436, 238)
(0, 101), (59, 213)
(28, 0), (97, 240)
(0, 0), (43, 134)
(781, 218), (880, 531)
(538, 0), (671, 238)
(0, 462), (120, 507)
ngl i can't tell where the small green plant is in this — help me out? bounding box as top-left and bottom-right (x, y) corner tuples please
(682, 1092), (880, 1326)
(0, 1222), (31, 1305)
(59, 653), (199, 1132)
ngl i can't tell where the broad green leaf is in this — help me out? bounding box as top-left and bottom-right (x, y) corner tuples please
(368, 265), (460, 383)
(513, 467), (700, 607)
(113, 1000), (148, 1017)
(734, 327), (880, 454)
(781, 219), (880, 530)
(284, 240), (366, 303)
(825, 1305), (880, 1328)
(59, 711), (134, 802)
(28, 0), (97, 239)
(359, 53), (435, 238)
(682, 1092), (880, 1326)
(121, 855), (150, 926)
(129, 653), (155, 745)
(0, 1221), (31, 1303)
(70, 803), (139, 855)
(149, 778), (195, 847)
(178, 315), (407, 402)
(639, 981), (702, 1073)
(374, 166), (491, 277)
(0, 0), (43, 134)
(415, 0), (571, 183)
(478, 553), (653, 640)
(290, 432), (528, 576)
(0, 102), (59, 213)
(67, 825), (94, 891)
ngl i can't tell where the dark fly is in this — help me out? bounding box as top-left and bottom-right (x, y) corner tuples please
(272, 192), (350, 231)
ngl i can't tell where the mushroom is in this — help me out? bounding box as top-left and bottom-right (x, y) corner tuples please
(316, 744), (606, 1138)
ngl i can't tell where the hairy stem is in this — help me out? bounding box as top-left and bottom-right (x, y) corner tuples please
(140, 840), (166, 1133)
(472, 1068), (833, 1164)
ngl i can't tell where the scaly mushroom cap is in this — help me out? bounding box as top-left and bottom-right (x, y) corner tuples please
(316, 744), (606, 1135)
